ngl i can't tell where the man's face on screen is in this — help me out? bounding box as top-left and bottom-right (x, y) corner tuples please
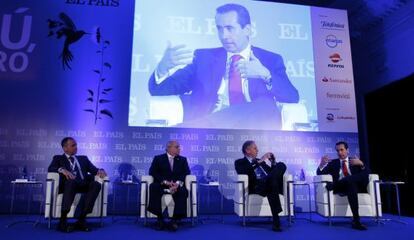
(335, 144), (349, 159)
(216, 11), (250, 53)
(245, 143), (258, 158)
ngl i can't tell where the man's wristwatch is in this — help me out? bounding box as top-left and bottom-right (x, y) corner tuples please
(263, 74), (272, 84)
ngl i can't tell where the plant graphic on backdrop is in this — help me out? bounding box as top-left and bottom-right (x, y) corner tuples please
(84, 27), (113, 124)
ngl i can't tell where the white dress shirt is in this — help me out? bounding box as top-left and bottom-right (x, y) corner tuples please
(154, 44), (272, 113)
(339, 157), (352, 180)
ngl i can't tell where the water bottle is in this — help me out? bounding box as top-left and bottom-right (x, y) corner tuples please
(293, 171), (299, 182)
(22, 166), (28, 179)
(300, 168), (306, 181)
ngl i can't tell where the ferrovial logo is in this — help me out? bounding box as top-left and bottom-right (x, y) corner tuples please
(325, 34), (342, 48)
(0, 8), (36, 73)
(326, 92), (351, 99)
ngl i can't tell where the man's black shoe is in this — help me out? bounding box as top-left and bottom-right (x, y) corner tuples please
(352, 221), (367, 231)
(326, 182), (334, 191)
(57, 221), (73, 233)
(169, 220), (179, 232)
(74, 220), (91, 232)
(155, 219), (165, 231)
(272, 224), (282, 232)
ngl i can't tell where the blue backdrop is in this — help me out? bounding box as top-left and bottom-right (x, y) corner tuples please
(0, 0), (359, 215)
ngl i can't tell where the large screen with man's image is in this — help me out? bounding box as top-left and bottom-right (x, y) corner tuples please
(128, 0), (357, 132)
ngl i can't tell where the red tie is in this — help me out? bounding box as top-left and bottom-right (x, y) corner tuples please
(342, 160), (349, 177)
(229, 54), (244, 105)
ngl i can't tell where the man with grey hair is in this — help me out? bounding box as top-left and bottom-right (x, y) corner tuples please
(235, 140), (286, 231)
(147, 140), (190, 231)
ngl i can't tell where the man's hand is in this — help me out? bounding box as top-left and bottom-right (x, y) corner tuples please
(61, 169), (76, 180)
(319, 155), (330, 169)
(235, 52), (271, 82)
(162, 180), (173, 187)
(97, 169), (107, 179)
(169, 182), (179, 194)
(157, 41), (193, 77)
(260, 152), (273, 163)
(350, 157), (364, 167)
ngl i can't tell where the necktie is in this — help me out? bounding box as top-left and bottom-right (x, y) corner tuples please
(68, 156), (82, 180)
(229, 54), (244, 105)
(68, 156), (75, 169)
(169, 157), (174, 171)
(342, 160), (349, 177)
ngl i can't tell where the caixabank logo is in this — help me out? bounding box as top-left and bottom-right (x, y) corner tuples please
(328, 53), (344, 68)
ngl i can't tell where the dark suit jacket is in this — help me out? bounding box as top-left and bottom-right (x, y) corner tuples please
(148, 46), (299, 122)
(149, 153), (190, 184)
(235, 157), (284, 194)
(316, 158), (369, 192)
(48, 154), (99, 193)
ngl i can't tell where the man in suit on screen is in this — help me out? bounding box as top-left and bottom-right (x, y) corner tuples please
(317, 141), (369, 230)
(147, 140), (190, 231)
(48, 137), (107, 233)
(235, 140), (287, 231)
(148, 3), (299, 130)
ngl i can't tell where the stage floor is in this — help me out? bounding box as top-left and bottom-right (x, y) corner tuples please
(1, 213), (413, 240)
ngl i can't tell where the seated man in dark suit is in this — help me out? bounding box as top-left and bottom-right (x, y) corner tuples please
(317, 141), (369, 230)
(48, 137), (107, 233)
(147, 140), (190, 231)
(148, 3), (299, 130)
(234, 140), (287, 232)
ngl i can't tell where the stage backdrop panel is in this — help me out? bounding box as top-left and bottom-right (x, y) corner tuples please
(0, 0), (359, 214)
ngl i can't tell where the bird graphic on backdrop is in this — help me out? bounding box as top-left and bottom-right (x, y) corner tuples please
(47, 12), (89, 70)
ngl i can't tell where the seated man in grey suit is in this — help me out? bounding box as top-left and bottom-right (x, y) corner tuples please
(147, 140), (190, 231)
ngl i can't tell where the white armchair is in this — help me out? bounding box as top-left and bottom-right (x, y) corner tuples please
(279, 102), (310, 131)
(140, 175), (197, 226)
(45, 172), (109, 228)
(313, 174), (382, 225)
(147, 97), (310, 131)
(233, 174), (294, 226)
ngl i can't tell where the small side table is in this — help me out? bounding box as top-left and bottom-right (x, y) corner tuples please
(112, 181), (140, 223)
(375, 180), (406, 224)
(287, 180), (312, 224)
(7, 180), (44, 228)
(197, 182), (224, 223)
